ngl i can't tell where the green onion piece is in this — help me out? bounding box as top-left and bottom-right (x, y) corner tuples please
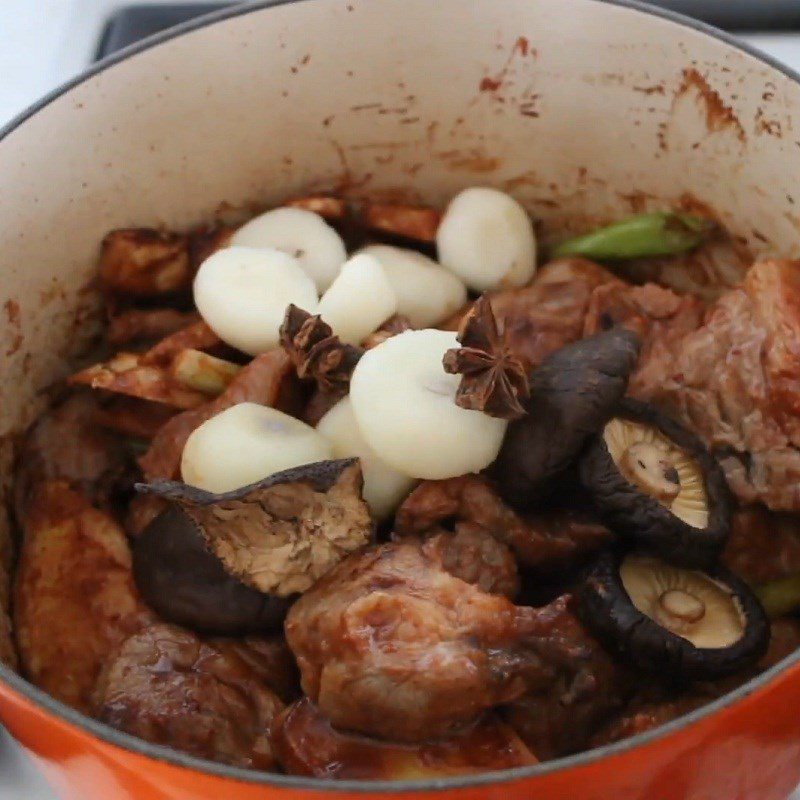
(551, 212), (715, 261)
(755, 574), (800, 619)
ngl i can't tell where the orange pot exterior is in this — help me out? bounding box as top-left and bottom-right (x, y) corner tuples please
(1, 658), (800, 800)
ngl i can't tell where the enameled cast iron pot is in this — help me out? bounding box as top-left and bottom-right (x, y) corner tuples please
(3, 1), (800, 797)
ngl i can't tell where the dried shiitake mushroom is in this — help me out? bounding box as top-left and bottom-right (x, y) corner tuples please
(492, 329), (641, 509)
(578, 552), (769, 680)
(580, 398), (731, 568)
(133, 505), (290, 635)
(137, 458), (373, 598)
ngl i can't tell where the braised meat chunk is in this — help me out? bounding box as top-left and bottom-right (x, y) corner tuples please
(93, 624), (284, 769)
(582, 280), (704, 398)
(419, 526), (521, 599)
(396, 475), (610, 571)
(106, 308), (202, 347)
(285, 540), (539, 741)
(273, 698), (537, 779)
(638, 260), (800, 511)
(503, 596), (630, 759)
(723, 505), (800, 586)
(100, 229), (192, 297)
(14, 482), (154, 712)
(14, 393), (132, 523)
(212, 636), (301, 704)
(285, 538), (616, 743)
(484, 257), (619, 370)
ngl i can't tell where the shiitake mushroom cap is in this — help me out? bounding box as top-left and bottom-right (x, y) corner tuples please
(137, 458), (373, 597)
(492, 329), (641, 509)
(579, 398), (731, 568)
(577, 551), (769, 680)
(133, 506), (290, 635)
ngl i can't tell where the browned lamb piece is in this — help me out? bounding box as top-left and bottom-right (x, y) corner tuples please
(396, 474), (611, 572)
(272, 698), (537, 779)
(502, 596), (632, 760)
(723, 505), (800, 586)
(285, 537), (623, 745)
(100, 229), (192, 297)
(418, 525), (521, 600)
(635, 260), (800, 511)
(15, 482), (154, 712)
(93, 623), (284, 769)
(100, 226), (231, 298)
(106, 308), (202, 347)
(211, 636), (301, 704)
(483, 258), (620, 370)
(581, 280), (705, 398)
(14, 392), (134, 524)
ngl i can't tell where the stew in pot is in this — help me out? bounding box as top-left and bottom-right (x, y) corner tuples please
(10, 187), (800, 780)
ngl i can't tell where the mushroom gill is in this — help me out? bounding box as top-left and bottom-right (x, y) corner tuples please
(620, 555), (744, 649)
(603, 418), (708, 529)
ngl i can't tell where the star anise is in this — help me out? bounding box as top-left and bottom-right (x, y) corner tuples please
(279, 305), (363, 394)
(442, 296), (530, 420)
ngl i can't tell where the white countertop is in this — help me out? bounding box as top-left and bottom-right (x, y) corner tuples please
(0, 0), (226, 128)
(1, 3), (800, 798)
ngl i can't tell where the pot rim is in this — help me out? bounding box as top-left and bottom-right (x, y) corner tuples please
(3, 0), (800, 792)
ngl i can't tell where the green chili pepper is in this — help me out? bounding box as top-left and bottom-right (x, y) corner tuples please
(551, 212), (715, 261)
(755, 574), (800, 619)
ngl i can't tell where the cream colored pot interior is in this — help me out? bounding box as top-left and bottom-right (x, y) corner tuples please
(1, 0), (800, 584)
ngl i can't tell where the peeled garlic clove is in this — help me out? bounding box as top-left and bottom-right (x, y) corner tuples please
(193, 246), (318, 356)
(436, 187), (537, 291)
(360, 245), (467, 328)
(349, 329), (507, 479)
(317, 253), (397, 346)
(181, 402), (333, 493)
(231, 207), (347, 292)
(317, 397), (416, 520)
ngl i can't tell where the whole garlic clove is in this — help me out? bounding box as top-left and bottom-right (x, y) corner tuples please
(349, 329), (507, 479)
(193, 246), (318, 356)
(231, 207), (347, 292)
(181, 402), (333, 493)
(317, 253), (398, 346)
(436, 187), (537, 292)
(360, 245), (467, 328)
(317, 397), (416, 520)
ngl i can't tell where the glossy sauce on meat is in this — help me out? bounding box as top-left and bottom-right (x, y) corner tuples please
(396, 474), (610, 572)
(273, 698), (537, 779)
(93, 624), (284, 769)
